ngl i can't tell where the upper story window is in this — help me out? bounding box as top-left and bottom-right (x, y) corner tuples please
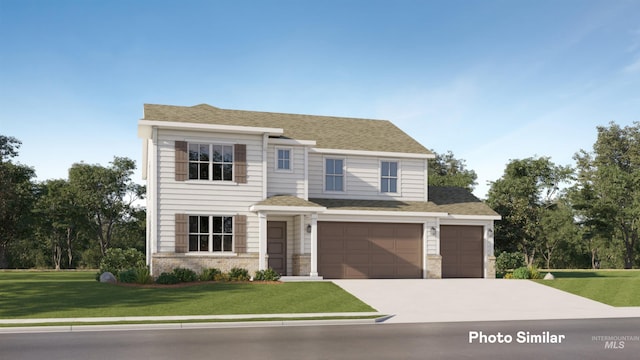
(188, 215), (233, 253)
(188, 143), (233, 181)
(381, 161), (398, 193)
(325, 158), (344, 192)
(276, 148), (291, 171)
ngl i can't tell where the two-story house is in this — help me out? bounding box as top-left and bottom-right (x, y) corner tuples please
(138, 103), (500, 279)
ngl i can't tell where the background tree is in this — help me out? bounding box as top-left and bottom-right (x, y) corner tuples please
(486, 157), (573, 266)
(68, 157), (145, 258)
(0, 135), (36, 268)
(33, 179), (87, 269)
(428, 150), (478, 191)
(572, 122), (640, 269)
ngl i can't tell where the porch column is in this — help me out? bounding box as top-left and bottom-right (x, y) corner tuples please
(258, 212), (267, 270)
(309, 213), (318, 277)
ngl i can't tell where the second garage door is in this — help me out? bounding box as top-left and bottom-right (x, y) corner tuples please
(318, 222), (423, 279)
(440, 225), (484, 278)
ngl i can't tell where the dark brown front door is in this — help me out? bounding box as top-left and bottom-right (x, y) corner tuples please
(441, 225), (483, 278)
(267, 221), (287, 275)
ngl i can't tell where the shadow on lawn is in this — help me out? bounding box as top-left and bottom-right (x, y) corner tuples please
(0, 279), (251, 318)
(550, 271), (603, 279)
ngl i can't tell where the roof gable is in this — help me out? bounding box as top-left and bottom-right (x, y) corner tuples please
(143, 103), (431, 155)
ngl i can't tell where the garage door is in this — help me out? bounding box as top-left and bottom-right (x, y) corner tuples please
(318, 222), (422, 279)
(440, 225), (483, 278)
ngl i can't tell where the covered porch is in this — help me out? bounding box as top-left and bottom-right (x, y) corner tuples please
(250, 195), (327, 278)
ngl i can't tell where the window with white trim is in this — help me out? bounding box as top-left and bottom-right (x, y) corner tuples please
(188, 143), (233, 181)
(276, 148), (291, 171)
(188, 215), (233, 252)
(325, 158), (344, 192)
(381, 161), (398, 193)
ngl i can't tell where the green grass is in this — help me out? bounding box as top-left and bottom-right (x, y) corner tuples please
(0, 271), (375, 319)
(534, 270), (640, 307)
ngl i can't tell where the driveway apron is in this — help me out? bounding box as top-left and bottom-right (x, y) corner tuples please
(333, 279), (640, 324)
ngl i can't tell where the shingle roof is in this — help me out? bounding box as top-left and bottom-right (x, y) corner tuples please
(143, 103), (431, 154)
(254, 195), (325, 208)
(309, 187), (500, 217)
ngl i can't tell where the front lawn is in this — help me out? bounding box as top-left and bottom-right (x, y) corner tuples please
(0, 271), (375, 319)
(534, 270), (640, 307)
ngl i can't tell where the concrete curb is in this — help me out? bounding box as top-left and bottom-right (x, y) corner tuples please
(0, 312), (387, 334)
(0, 317), (385, 334)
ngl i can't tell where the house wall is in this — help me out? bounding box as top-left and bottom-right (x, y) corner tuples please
(308, 153), (426, 201)
(154, 129), (264, 254)
(266, 144), (306, 198)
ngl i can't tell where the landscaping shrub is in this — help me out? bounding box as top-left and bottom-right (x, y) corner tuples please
(512, 266), (531, 279)
(495, 251), (526, 277)
(134, 266), (154, 284)
(172, 267), (197, 283)
(199, 268), (221, 281)
(503, 272), (514, 279)
(156, 272), (180, 285)
(98, 248), (146, 279)
(254, 268), (281, 281)
(117, 269), (137, 283)
(214, 272), (230, 282)
(529, 266), (542, 280)
(228, 267), (250, 281)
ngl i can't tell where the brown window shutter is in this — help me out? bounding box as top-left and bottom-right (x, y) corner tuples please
(175, 214), (188, 253)
(234, 144), (247, 184)
(175, 141), (188, 181)
(234, 215), (247, 253)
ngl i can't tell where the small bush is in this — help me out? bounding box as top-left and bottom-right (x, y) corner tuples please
(529, 266), (542, 280)
(156, 272), (180, 285)
(228, 267), (250, 281)
(254, 268), (281, 281)
(503, 273), (514, 279)
(172, 267), (197, 283)
(98, 248), (146, 279)
(134, 266), (154, 284)
(495, 251), (526, 277)
(199, 268), (221, 281)
(214, 272), (230, 282)
(512, 266), (531, 279)
(117, 269), (138, 283)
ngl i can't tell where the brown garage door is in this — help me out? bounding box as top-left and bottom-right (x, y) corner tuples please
(318, 222), (422, 279)
(440, 225), (483, 278)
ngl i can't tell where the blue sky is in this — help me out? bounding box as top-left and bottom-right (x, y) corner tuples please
(1, 0), (639, 199)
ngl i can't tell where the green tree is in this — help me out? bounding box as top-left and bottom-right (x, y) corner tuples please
(536, 197), (581, 269)
(68, 157), (145, 258)
(572, 122), (640, 269)
(0, 135), (36, 268)
(487, 157), (573, 266)
(33, 179), (87, 269)
(428, 150), (478, 191)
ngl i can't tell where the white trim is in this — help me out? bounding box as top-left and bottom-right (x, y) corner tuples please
(323, 156), (346, 193)
(262, 134), (268, 199)
(379, 159), (401, 195)
(310, 213), (318, 277)
(322, 209), (448, 218)
(440, 214), (502, 221)
(311, 147), (434, 159)
(303, 147), (309, 200)
(258, 212), (267, 270)
(250, 205), (327, 213)
(139, 119), (283, 136)
(274, 146), (294, 173)
(268, 138), (317, 146)
(423, 159), (429, 202)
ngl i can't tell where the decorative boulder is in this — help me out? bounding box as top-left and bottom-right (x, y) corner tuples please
(543, 272), (555, 280)
(99, 272), (117, 284)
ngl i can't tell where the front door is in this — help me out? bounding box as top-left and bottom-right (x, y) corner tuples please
(267, 221), (287, 275)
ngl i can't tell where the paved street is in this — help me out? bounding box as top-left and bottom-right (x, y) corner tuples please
(1, 318), (639, 360)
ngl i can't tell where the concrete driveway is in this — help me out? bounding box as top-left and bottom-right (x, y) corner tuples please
(333, 279), (640, 324)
